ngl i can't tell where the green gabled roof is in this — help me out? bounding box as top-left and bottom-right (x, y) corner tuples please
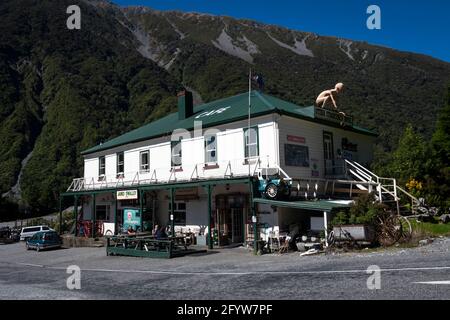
(82, 90), (377, 155)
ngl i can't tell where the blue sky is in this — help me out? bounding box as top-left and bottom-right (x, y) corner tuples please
(114, 0), (449, 63)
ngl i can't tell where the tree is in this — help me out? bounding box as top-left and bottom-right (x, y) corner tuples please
(384, 124), (427, 186)
(425, 87), (450, 207)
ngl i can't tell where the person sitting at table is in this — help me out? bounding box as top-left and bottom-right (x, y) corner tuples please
(127, 226), (136, 235)
(152, 224), (159, 236)
(155, 225), (167, 240)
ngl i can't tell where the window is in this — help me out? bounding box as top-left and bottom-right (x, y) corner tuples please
(116, 152), (124, 175)
(95, 205), (110, 221)
(169, 202), (186, 226)
(140, 150), (149, 172)
(99, 156), (105, 176)
(244, 127), (259, 158)
(285, 144), (310, 167)
(171, 139), (182, 167)
(204, 134), (217, 163)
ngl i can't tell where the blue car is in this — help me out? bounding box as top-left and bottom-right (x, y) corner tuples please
(26, 231), (62, 252)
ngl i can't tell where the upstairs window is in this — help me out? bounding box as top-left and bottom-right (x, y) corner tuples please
(140, 150), (150, 172)
(244, 127), (259, 159)
(98, 156), (105, 176)
(205, 134), (217, 163)
(171, 139), (182, 167)
(116, 152), (124, 175)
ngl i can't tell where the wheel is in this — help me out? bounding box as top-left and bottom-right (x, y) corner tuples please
(264, 183), (278, 199)
(26, 243), (30, 250)
(377, 214), (410, 246)
(280, 184), (291, 200)
(398, 216), (412, 242)
(327, 230), (335, 246)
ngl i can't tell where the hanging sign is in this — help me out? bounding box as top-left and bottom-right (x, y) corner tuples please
(117, 189), (138, 200)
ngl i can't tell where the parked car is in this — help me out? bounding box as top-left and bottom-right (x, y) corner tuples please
(20, 225), (53, 241)
(257, 173), (291, 200)
(26, 231), (62, 252)
(0, 226), (14, 244)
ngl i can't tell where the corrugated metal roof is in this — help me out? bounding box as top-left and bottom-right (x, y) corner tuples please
(82, 90), (377, 155)
(253, 198), (353, 212)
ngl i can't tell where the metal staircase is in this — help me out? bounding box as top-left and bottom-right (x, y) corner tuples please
(343, 159), (421, 215)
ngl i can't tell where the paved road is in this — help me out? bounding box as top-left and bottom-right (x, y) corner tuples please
(0, 238), (449, 300)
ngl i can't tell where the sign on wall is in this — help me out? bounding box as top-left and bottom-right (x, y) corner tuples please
(117, 189), (138, 200)
(287, 135), (306, 144)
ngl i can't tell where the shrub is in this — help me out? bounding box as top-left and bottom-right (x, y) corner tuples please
(331, 193), (388, 227)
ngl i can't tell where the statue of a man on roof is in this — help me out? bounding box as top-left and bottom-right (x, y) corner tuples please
(315, 83), (344, 111)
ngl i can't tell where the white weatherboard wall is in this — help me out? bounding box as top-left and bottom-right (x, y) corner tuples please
(84, 158), (98, 182)
(105, 154), (116, 177)
(82, 115), (278, 183)
(278, 116), (375, 179)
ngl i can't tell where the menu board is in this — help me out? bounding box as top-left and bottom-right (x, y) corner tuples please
(285, 144), (310, 167)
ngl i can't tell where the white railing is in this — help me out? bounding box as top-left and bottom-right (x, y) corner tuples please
(344, 159), (421, 214)
(291, 177), (379, 200)
(67, 157), (277, 192)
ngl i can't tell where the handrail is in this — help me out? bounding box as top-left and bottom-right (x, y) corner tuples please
(396, 185), (420, 203)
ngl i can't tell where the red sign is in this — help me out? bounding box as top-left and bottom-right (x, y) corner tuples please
(287, 135), (306, 144)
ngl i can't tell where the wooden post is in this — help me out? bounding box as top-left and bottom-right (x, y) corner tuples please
(207, 184), (213, 249)
(92, 193), (96, 238)
(59, 195), (63, 235)
(170, 188), (175, 236)
(323, 211), (329, 247)
(152, 197), (156, 232)
(114, 191), (118, 235)
(140, 189), (144, 232)
(74, 196), (78, 236)
(250, 179), (258, 255)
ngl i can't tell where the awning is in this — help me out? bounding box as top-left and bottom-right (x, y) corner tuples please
(253, 198), (353, 212)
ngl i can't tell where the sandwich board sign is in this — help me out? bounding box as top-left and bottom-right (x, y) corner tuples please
(123, 208), (141, 232)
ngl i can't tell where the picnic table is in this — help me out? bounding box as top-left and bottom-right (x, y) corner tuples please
(106, 234), (192, 258)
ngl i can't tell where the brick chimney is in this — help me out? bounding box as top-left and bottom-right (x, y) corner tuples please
(177, 90), (193, 120)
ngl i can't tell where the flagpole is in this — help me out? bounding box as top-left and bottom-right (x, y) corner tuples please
(248, 68), (251, 176)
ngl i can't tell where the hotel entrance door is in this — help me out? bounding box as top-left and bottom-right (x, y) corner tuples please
(215, 194), (246, 245)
